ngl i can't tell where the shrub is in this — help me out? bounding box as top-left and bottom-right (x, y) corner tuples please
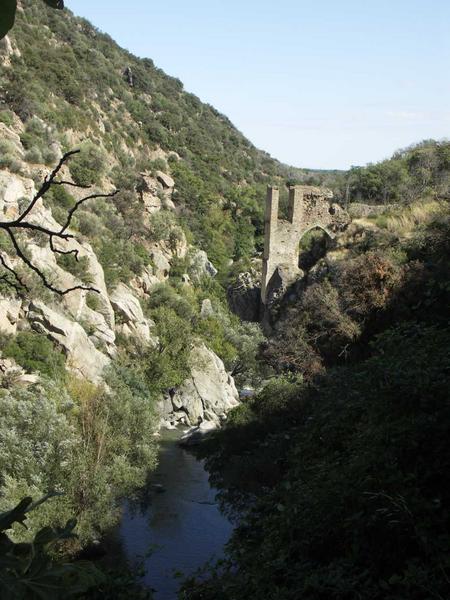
(149, 157), (167, 173)
(142, 306), (193, 393)
(0, 139), (19, 169)
(24, 145), (43, 164)
(147, 210), (179, 243)
(0, 366), (158, 547)
(146, 283), (194, 322)
(47, 184), (75, 210)
(184, 325), (450, 600)
(0, 331), (66, 379)
(86, 291), (101, 312)
(55, 254), (92, 284)
(338, 251), (402, 319)
(0, 110), (15, 127)
(69, 141), (107, 186)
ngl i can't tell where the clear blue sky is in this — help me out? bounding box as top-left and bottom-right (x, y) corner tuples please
(70, 0), (449, 170)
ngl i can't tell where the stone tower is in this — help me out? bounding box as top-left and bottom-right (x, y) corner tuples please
(261, 185), (348, 305)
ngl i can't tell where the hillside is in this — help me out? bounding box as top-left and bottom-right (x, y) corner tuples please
(0, 0), (281, 561)
(180, 144), (450, 598)
(0, 2), (449, 599)
(0, 0), (338, 275)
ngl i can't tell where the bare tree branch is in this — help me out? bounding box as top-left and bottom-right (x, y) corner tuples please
(60, 190), (119, 235)
(0, 149), (118, 296)
(0, 254), (28, 293)
(5, 150), (80, 227)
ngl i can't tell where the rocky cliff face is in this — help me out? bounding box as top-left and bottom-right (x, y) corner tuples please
(0, 161), (238, 427)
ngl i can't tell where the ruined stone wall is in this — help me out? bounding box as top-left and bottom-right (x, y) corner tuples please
(261, 185), (348, 304)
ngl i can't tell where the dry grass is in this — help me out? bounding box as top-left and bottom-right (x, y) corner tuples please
(376, 200), (446, 237)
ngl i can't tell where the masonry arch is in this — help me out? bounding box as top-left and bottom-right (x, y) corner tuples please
(261, 185), (349, 305)
(298, 225), (333, 272)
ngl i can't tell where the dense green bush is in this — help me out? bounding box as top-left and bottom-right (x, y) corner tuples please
(20, 115), (59, 165)
(55, 254), (92, 284)
(0, 369), (158, 546)
(0, 139), (20, 169)
(69, 142), (107, 186)
(181, 212), (450, 600)
(93, 237), (146, 289)
(184, 322), (450, 600)
(0, 331), (66, 379)
(0, 110), (15, 127)
(334, 140), (450, 205)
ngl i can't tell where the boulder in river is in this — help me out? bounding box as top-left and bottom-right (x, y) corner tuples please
(159, 344), (239, 428)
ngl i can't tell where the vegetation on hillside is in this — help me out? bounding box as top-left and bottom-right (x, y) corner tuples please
(332, 139), (450, 205)
(181, 192), (450, 598)
(0, 2), (449, 599)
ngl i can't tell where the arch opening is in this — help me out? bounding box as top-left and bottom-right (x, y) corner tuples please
(298, 226), (332, 272)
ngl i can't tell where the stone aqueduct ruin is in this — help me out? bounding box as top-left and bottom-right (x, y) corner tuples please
(261, 185), (349, 305)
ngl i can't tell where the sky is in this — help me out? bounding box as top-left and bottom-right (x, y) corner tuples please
(69, 0), (450, 170)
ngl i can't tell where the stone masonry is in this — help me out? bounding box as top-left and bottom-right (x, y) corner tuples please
(261, 185), (348, 304)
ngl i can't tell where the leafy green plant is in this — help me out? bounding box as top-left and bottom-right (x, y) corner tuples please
(0, 331), (65, 379)
(0, 110), (15, 127)
(69, 141), (107, 186)
(55, 254), (92, 285)
(0, 495), (102, 599)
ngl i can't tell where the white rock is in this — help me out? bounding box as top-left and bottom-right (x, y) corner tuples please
(0, 172), (32, 220)
(200, 298), (214, 318)
(0, 355), (39, 387)
(180, 420), (218, 446)
(155, 171), (175, 189)
(150, 248), (171, 280)
(110, 282), (156, 344)
(190, 249), (218, 280)
(27, 301), (109, 383)
(136, 173), (162, 214)
(164, 344), (239, 426)
(0, 296), (22, 336)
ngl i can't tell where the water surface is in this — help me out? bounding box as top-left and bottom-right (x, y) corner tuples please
(120, 429), (233, 600)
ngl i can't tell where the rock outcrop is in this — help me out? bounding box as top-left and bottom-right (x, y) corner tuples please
(227, 269), (261, 322)
(0, 296), (22, 336)
(0, 355), (39, 388)
(159, 344), (239, 428)
(110, 283), (157, 345)
(190, 249), (218, 280)
(136, 170), (175, 214)
(27, 301), (110, 383)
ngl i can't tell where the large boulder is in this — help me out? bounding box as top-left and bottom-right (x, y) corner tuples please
(190, 250), (218, 280)
(155, 170), (174, 190)
(136, 170), (175, 214)
(0, 296), (22, 336)
(110, 283), (157, 344)
(130, 265), (160, 297)
(0, 171), (115, 343)
(136, 173), (161, 214)
(160, 344), (239, 427)
(0, 35), (21, 66)
(27, 301), (109, 383)
(0, 171), (31, 220)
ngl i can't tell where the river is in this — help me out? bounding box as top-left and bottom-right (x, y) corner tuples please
(119, 428), (233, 600)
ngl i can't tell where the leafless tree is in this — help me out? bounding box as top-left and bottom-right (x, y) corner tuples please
(0, 149), (117, 295)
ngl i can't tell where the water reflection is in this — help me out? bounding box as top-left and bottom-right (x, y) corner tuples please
(120, 429), (233, 600)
